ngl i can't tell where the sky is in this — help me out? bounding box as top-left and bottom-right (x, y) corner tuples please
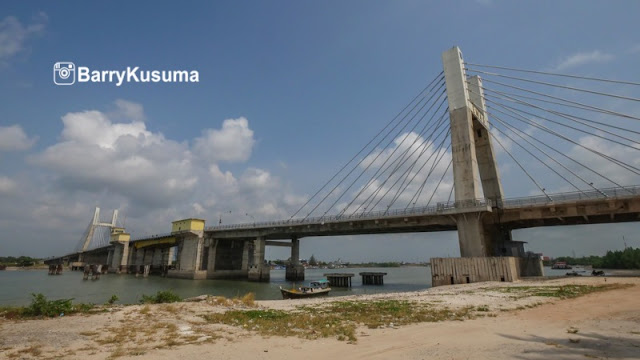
(1, 1), (640, 262)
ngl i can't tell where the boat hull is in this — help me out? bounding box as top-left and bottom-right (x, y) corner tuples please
(280, 288), (331, 299)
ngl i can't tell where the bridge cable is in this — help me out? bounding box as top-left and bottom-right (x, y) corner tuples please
(488, 129), (552, 200)
(351, 113), (451, 216)
(387, 131), (451, 211)
(467, 77), (640, 122)
(361, 119), (451, 215)
(319, 86), (448, 218)
(486, 105), (634, 192)
(480, 84), (640, 123)
(292, 72), (444, 220)
(489, 118), (587, 195)
(338, 94), (449, 217)
(485, 99), (640, 176)
(310, 81), (446, 219)
(406, 141), (452, 210)
(346, 110), (449, 217)
(464, 63), (640, 87)
(480, 87), (640, 136)
(425, 159), (453, 208)
(480, 90), (640, 148)
(357, 107), (451, 214)
(464, 69), (640, 103)
(395, 125), (452, 210)
(488, 112), (607, 196)
(446, 180), (454, 205)
(486, 102), (640, 186)
(381, 127), (452, 212)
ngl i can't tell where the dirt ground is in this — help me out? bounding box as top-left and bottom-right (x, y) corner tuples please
(1, 276), (639, 360)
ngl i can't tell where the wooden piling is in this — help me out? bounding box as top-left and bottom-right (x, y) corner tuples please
(324, 273), (354, 287)
(359, 272), (387, 285)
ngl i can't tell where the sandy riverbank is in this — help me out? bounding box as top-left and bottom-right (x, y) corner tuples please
(1, 276), (638, 360)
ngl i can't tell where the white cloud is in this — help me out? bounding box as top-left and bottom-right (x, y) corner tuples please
(16, 100), (303, 255)
(194, 117), (255, 163)
(0, 13), (47, 63)
(0, 176), (16, 193)
(0, 125), (37, 151)
(112, 99), (145, 122)
(567, 135), (640, 187)
(333, 131), (454, 215)
(554, 50), (614, 71)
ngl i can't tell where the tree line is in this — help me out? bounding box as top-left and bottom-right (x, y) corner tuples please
(0, 256), (40, 267)
(551, 247), (640, 269)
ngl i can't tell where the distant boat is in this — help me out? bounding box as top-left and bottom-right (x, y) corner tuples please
(280, 280), (331, 299)
(552, 262), (572, 269)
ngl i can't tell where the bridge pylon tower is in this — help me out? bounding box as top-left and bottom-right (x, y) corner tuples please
(79, 207), (119, 252)
(442, 46), (510, 257)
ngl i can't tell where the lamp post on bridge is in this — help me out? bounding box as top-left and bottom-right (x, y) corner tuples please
(218, 210), (231, 225)
(245, 213), (255, 225)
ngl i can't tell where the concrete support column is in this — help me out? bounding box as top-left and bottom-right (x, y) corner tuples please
(167, 233), (206, 279)
(106, 249), (113, 268)
(167, 246), (175, 265)
(456, 214), (489, 257)
(248, 236), (270, 282)
(206, 239), (217, 278)
(286, 236), (304, 281)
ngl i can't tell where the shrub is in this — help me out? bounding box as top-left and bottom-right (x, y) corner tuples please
(140, 290), (181, 304)
(107, 295), (119, 305)
(21, 293), (93, 317)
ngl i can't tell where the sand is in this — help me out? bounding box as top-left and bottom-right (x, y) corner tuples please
(1, 276), (638, 360)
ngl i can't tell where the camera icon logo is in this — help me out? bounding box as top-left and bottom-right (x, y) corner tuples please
(53, 62), (76, 85)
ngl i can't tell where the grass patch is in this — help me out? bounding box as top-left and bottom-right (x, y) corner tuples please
(489, 284), (631, 299)
(203, 300), (473, 342)
(140, 290), (181, 304)
(203, 293), (258, 308)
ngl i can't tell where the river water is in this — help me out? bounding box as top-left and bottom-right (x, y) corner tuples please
(0, 266), (574, 306)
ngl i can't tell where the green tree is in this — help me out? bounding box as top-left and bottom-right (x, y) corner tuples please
(309, 254), (318, 266)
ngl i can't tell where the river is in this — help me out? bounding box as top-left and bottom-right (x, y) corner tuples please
(0, 266), (577, 306)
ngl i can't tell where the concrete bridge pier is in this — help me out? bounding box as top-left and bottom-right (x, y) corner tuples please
(248, 237), (270, 282)
(286, 237), (305, 281)
(167, 232), (207, 279)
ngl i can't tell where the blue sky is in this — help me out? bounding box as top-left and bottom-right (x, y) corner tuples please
(1, 1), (640, 260)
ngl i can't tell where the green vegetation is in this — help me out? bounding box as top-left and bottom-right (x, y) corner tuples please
(0, 293), (94, 319)
(550, 247), (640, 269)
(489, 284), (630, 299)
(107, 295), (119, 305)
(0, 256), (40, 267)
(203, 299), (474, 342)
(139, 290), (181, 304)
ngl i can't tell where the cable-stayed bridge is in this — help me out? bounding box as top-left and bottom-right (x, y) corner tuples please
(48, 47), (640, 283)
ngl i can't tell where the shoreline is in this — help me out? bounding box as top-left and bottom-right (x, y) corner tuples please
(1, 276), (638, 359)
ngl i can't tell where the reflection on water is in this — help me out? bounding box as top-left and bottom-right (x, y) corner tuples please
(0, 266), (572, 306)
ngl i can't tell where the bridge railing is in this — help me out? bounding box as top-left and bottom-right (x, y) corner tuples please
(204, 185), (640, 232)
(498, 185), (640, 209)
(205, 198), (491, 231)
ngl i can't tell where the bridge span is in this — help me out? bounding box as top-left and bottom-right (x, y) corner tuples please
(47, 186), (640, 282)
